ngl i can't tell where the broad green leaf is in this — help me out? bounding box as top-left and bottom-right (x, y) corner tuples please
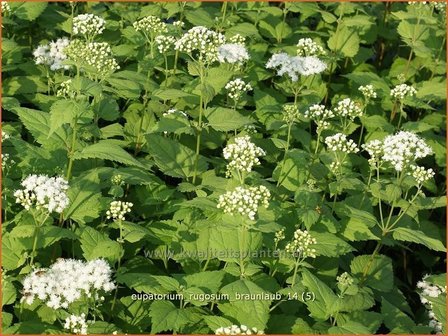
(312, 232), (354, 257)
(146, 134), (208, 178)
(149, 301), (200, 333)
(12, 2), (48, 20)
(73, 141), (146, 169)
(328, 321), (372, 334)
(351, 255), (393, 292)
(328, 26), (359, 57)
(80, 226), (123, 263)
(392, 227), (446, 252)
(381, 298), (415, 332)
(49, 99), (91, 135)
(205, 107), (253, 132)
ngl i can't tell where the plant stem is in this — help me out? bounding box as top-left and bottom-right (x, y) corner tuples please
(291, 257), (300, 287)
(239, 225), (246, 278)
(276, 123), (293, 187)
(192, 67), (205, 184)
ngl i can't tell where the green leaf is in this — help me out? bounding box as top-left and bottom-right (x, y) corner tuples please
(152, 88), (195, 101)
(149, 301), (200, 333)
(204, 107), (252, 132)
(312, 232), (354, 257)
(2, 279), (17, 306)
(64, 172), (102, 224)
(381, 298), (415, 332)
(328, 26), (359, 57)
(392, 227), (446, 252)
(12, 2), (48, 20)
(328, 321), (372, 334)
(2, 234), (26, 271)
(219, 280), (271, 330)
(80, 226), (123, 263)
(49, 100), (90, 135)
(301, 269), (339, 320)
(203, 316), (234, 333)
(73, 141), (146, 169)
(351, 255), (393, 292)
(146, 134), (207, 178)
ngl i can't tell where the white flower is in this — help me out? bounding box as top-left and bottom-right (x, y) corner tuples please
(65, 40), (120, 77)
(229, 34), (246, 45)
(215, 325), (264, 335)
(325, 133), (359, 153)
(417, 275), (446, 334)
(285, 229), (317, 259)
(304, 104), (334, 131)
(162, 108), (188, 118)
(359, 84), (377, 100)
(266, 53), (326, 81)
(64, 313), (89, 335)
(133, 16), (168, 35)
(172, 20), (185, 28)
(282, 104), (299, 124)
(21, 258), (116, 309)
(223, 136), (265, 177)
(175, 26), (226, 64)
(155, 35), (176, 53)
(337, 272), (354, 287)
(217, 186), (270, 221)
(362, 139), (383, 167)
(409, 165), (434, 184)
(333, 98), (363, 120)
(390, 83), (417, 100)
(225, 78), (252, 101)
(296, 38), (326, 57)
(381, 131), (432, 171)
(274, 228), (285, 244)
(217, 43), (249, 64)
(2, 130), (10, 141)
(33, 44), (51, 66)
(14, 174), (69, 213)
(56, 79), (75, 98)
(106, 200), (133, 221)
(34, 38), (71, 71)
(2, 2), (11, 16)
(73, 13), (105, 38)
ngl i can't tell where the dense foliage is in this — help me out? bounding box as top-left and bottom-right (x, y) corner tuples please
(1, 1), (447, 334)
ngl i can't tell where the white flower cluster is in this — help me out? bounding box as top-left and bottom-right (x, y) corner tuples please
(33, 38), (70, 71)
(111, 174), (124, 186)
(358, 84), (377, 100)
(64, 314), (89, 335)
(21, 258), (116, 309)
(217, 186), (270, 221)
(274, 228), (285, 245)
(155, 35), (176, 53)
(333, 98), (363, 121)
(2, 153), (13, 170)
(215, 325), (264, 335)
(243, 124), (257, 134)
(362, 139), (383, 167)
(225, 78), (252, 101)
(229, 34), (246, 45)
(218, 43), (250, 64)
(390, 83), (417, 100)
(65, 40), (120, 77)
(409, 165), (434, 184)
(14, 174), (69, 213)
(133, 16), (168, 35)
(296, 38), (326, 57)
(285, 229), (317, 259)
(175, 26), (226, 64)
(282, 104), (299, 124)
(223, 136), (265, 177)
(162, 108), (188, 118)
(172, 20), (185, 28)
(417, 275), (446, 334)
(304, 104), (334, 131)
(382, 131), (432, 171)
(73, 14), (105, 38)
(325, 133), (359, 153)
(1, 129), (10, 141)
(337, 272), (354, 287)
(266, 53), (327, 81)
(1, 1), (11, 16)
(106, 200), (133, 221)
(56, 79), (75, 98)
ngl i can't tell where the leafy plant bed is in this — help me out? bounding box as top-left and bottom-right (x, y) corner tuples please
(1, 1), (446, 335)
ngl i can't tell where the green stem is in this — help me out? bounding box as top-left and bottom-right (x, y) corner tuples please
(291, 256), (301, 287)
(239, 226), (246, 279)
(192, 68), (205, 184)
(276, 123), (293, 187)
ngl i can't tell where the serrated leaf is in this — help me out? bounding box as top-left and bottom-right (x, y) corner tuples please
(73, 141), (146, 169)
(80, 226), (123, 263)
(392, 227), (446, 252)
(351, 255), (393, 292)
(146, 134), (207, 178)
